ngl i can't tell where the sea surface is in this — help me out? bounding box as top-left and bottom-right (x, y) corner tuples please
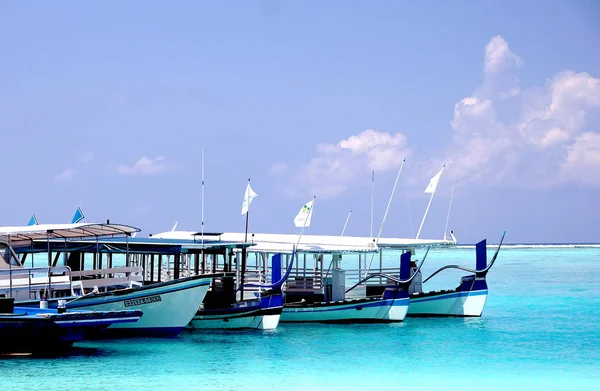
(1, 245), (599, 391)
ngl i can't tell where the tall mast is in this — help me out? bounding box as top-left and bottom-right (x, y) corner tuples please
(444, 179), (457, 240)
(364, 158), (406, 277)
(201, 146), (205, 270)
(416, 164), (446, 239)
(240, 178), (250, 301)
(340, 210), (352, 242)
(370, 170), (374, 239)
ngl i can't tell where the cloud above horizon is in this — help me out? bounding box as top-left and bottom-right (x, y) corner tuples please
(117, 156), (169, 175)
(282, 35), (600, 199)
(447, 35), (600, 188)
(291, 129), (411, 198)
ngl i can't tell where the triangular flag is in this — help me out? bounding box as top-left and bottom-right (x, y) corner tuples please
(241, 182), (258, 215)
(294, 199), (315, 228)
(424, 166), (445, 194)
(27, 214), (39, 226)
(71, 207), (85, 224)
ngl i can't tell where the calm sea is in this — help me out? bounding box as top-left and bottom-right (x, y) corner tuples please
(1, 245), (599, 391)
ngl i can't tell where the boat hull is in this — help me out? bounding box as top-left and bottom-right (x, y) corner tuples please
(0, 307), (142, 354)
(281, 296), (409, 323)
(408, 277), (488, 317)
(188, 294), (283, 330)
(18, 275), (212, 337)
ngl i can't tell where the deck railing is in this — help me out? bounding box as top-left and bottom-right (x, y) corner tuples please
(0, 266), (73, 300)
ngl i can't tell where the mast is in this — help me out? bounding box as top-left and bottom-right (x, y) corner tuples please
(240, 178), (250, 301)
(340, 210), (352, 241)
(364, 158), (406, 277)
(416, 164), (446, 239)
(444, 179), (457, 240)
(201, 146), (205, 277)
(370, 170), (374, 239)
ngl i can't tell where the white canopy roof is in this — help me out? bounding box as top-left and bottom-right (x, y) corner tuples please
(0, 223), (140, 244)
(152, 231), (457, 254)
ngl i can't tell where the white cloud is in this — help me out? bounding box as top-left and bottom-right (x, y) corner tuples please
(55, 168), (76, 182)
(561, 132), (600, 186)
(446, 35), (600, 188)
(484, 36), (522, 75)
(292, 129), (411, 198)
(269, 163), (289, 176)
(117, 156), (168, 175)
(278, 35), (599, 197)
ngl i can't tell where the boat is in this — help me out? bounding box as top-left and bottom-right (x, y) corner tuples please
(146, 231), (290, 330)
(155, 232), (436, 323)
(0, 296), (142, 354)
(0, 223), (231, 337)
(406, 232), (506, 317)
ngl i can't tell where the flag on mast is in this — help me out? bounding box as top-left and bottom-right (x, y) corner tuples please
(27, 214), (39, 226)
(294, 199), (314, 228)
(71, 207), (85, 224)
(241, 182), (258, 215)
(424, 165), (445, 194)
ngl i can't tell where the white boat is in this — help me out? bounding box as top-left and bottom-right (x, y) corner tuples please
(407, 233), (505, 317)
(0, 223), (227, 337)
(155, 231), (438, 323)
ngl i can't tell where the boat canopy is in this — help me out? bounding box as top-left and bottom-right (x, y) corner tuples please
(153, 231), (375, 254)
(11, 236), (254, 256)
(0, 223), (140, 245)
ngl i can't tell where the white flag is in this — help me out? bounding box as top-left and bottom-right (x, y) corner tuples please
(241, 183), (258, 215)
(424, 167), (445, 194)
(294, 199), (314, 228)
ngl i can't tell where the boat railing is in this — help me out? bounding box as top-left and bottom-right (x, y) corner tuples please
(344, 267), (400, 287)
(286, 269), (324, 293)
(0, 266), (73, 300)
(70, 266), (144, 291)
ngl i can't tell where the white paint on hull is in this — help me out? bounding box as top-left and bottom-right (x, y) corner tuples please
(68, 278), (210, 330)
(281, 298), (408, 323)
(408, 289), (487, 317)
(259, 314), (280, 330)
(188, 313), (281, 330)
(382, 299), (409, 321)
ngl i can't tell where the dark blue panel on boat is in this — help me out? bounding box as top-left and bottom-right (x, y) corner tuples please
(476, 239), (487, 271)
(272, 253), (282, 284)
(400, 251), (411, 280)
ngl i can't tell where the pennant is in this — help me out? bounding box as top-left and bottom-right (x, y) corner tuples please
(241, 182), (258, 215)
(71, 207), (85, 224)
(294, 199), (314, 228)
(425, 165), (445, 194)
(27, 214), (39, 226)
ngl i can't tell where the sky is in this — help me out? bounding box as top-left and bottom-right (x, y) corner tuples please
(1, 1), (599, 244)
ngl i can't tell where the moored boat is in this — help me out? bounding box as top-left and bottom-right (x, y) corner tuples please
(0, 297), (142, 354)
(407, 232), (506, 317)
(1, 223), (233, 337)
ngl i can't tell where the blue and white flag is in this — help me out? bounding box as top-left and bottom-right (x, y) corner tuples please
(27, 214), (39, 226)
(71, 207), (85, 224)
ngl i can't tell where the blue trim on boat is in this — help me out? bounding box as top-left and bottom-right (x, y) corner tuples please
(66, 281), (210, 308)
(410, 289), (487, 304)
(284, 297), (409, 313)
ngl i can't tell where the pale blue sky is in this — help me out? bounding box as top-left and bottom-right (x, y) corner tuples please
(1, 1), (599, 243)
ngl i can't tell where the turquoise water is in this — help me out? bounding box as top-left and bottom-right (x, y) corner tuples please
(2, 246), (599, 390)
